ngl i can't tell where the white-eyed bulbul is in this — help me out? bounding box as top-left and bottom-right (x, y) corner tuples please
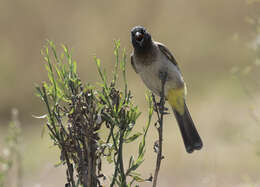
(130, 26), (203, 153)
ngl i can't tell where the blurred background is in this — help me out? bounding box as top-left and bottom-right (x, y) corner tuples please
(0, 0), (260, 186)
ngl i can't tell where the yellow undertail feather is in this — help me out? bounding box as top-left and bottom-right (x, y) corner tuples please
(167, 86), (186, 115)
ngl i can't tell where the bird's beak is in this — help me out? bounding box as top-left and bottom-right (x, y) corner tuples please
(135, 32), (144, 42)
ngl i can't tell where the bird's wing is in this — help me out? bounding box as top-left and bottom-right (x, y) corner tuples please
(156, 42), (179, 67)
(131, 53), (139, 73)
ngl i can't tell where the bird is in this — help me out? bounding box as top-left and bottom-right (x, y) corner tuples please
(130, 26), (203, 153)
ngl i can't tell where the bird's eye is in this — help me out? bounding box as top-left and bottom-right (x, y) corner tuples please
(135, 32), (144, 41)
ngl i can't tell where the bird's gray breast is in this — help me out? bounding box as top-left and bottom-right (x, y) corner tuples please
(135, 54), (184, 96)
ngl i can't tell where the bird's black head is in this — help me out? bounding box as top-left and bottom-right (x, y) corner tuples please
(131, 26), (152, 51)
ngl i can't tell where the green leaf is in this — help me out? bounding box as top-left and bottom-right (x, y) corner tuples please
(73, 60), (77, 74)
(128, 155), (134, 169)
(124, 132), (142, 143)
(112, 40), (120, 86)
(126, 156), (144, 175)
(129, 173), (146, 182)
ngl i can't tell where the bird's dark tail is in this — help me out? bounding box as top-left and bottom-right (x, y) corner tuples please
(173, 102), (203, 153)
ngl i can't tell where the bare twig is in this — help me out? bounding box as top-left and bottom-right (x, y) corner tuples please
(152, 72), (168, 187)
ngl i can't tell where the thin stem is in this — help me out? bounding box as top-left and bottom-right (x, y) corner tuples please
(152, 72), (167, 187)
(110, 125), (119, 187)
(110, 157), (119, 187)
(110, 128), (126, 187)
(118, 130), (126, 186)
